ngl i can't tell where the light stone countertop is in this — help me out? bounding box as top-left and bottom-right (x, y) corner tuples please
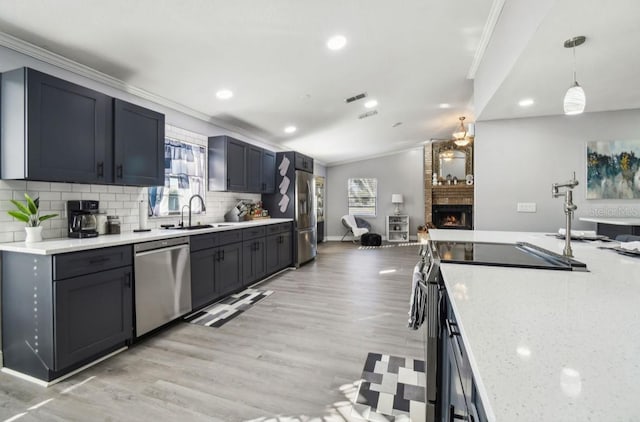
(0, 218), (293, 255)
(429, 229), (640, 422)
(579, 217), (640, 226)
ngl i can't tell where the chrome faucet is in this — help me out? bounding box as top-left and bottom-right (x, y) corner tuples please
(187, 194), (206, 227)
(552, 172), (579, 257)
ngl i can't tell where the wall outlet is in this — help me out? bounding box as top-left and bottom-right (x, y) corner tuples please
(517, 202), (537, 213)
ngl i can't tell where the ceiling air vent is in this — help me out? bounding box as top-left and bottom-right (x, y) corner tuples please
(358, 110), (378, 119)
(345, 92), (367, 103)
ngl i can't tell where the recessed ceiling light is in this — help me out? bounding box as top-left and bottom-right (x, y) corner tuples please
(216, 89), (233, 100)
(284, 126), (297, 134)
(327, 35), (347, 51)
(439, 103), (451, 109)
(518, 98), (534, 107)
(364, 99), (378, 109)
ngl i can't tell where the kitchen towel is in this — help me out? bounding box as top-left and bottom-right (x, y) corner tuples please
(558, 228), (597, 238)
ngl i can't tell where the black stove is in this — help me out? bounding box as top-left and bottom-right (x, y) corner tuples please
(431, 241), (588, 271)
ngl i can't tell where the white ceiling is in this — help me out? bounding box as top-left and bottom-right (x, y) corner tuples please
(4, 1), (634, 166)
(478, 0), (640, 121)
(0, 0), (494, 165)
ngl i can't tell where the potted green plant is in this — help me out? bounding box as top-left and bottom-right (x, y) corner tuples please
(7, 193), (58, 243)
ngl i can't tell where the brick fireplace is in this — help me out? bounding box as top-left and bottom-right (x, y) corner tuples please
(432, 205), (473, 229)
(424, 142), (474, 230)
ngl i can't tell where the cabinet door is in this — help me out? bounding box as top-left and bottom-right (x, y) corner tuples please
(247, 145), (263, 192)
(265, 234), (280, 275)
(278, 231), (293, 269)
(216, 242), (243, 296)
(190, 248), (218, 309)
(226, 139), (247, 191)
(54, 267), (132, 370)
(262, 150), (276, 193)
(113, 99), (165, 186)
(26, 69), (112, 183)
(243, 238), (266, 286)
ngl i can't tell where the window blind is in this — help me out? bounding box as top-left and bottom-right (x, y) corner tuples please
(348, 178), (377, 216)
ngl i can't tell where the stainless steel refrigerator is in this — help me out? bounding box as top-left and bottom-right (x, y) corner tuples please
(263, 151), (317, 266)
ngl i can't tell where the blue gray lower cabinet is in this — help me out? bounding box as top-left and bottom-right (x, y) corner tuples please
(265, 223), (293, 275)
(1, 245), (133, 382)
(190, 222), (293, 311)
(441, 292), (488, 422)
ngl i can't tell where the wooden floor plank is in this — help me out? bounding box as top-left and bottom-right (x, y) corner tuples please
(0, 242), (424, 421)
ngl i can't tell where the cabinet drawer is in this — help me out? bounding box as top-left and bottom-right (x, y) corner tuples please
(267, 222), (291, 235)
(53, 245), (132, 280)
(243, 226), (266, 241)
(218, 229), (242, 245)
(190, 233), (218, 252)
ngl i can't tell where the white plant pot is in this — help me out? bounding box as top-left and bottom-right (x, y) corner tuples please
(25, 226), (43, 243)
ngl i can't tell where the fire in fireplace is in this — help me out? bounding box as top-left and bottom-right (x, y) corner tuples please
(432, 205), (473, 230)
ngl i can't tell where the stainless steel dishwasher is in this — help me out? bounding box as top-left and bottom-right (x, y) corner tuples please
(134, 236), (191, 337)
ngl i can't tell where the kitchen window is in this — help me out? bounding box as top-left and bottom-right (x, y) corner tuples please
(348, 177), (377, 216)
(148, 138), (206, 217)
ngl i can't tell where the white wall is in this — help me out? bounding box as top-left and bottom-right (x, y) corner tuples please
(326, 148), (424, 239)
(475, 109), (640, 232)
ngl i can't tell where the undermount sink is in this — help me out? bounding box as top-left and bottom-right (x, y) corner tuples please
(176, 224), (214, 230)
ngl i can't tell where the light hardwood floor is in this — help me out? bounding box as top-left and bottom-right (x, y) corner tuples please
(0, 242), (424, 421)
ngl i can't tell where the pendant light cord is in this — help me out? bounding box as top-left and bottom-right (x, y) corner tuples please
(572, 45), (577, 83)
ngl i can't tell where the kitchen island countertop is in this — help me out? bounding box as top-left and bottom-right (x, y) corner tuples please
(0, 218), (293, 255)
(429, 229), (640, 422)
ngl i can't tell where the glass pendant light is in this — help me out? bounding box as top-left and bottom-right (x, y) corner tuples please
(453, 116), (470, 146)
(563, 36), (586, 115)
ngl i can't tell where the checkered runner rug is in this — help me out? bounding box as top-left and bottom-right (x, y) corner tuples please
(351, 352), (427, 421)
(184, 288), (273, 328)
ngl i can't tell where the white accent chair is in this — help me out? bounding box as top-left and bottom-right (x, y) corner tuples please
(341, 215), (369, 242)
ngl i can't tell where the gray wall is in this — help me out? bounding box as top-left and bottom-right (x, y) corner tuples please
(326, 148), (424, 239)
(475, 109), (640, 232)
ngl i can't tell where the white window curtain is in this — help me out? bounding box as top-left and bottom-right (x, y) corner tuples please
(348, 178), (377, 216)
(148, 138), (206, 217)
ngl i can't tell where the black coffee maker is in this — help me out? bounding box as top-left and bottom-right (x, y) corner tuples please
(67, 200), (99, 238)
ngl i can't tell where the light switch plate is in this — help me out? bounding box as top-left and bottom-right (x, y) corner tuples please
(517, 202), (537, 213)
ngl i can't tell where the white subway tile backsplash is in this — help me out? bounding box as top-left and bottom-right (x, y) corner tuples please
(99, 193), (116, 201)
(0, 181), (22, 190)
(38, 191), (61, 201)
(90, 184), (109, 193)
(71, 184), (92, 193)
(61, 192), (82, 200)
(50, 182), (73, 192)
(107, 201), (123, 209)
(116, 194), (130, 201)
(81, 192), (100, 200)
(0, 191), (12, 200)
(26, 181), (51, 191)
(0, 232), (14, 243)
(107, 186), (124, 193)
(124, 186), (141, 194)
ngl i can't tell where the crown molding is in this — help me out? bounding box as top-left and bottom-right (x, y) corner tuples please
(467, 0), (506, 79)
(0, 31), (281, 150)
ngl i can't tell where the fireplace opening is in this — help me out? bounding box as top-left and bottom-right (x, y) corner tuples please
(432, 205), (473, 230)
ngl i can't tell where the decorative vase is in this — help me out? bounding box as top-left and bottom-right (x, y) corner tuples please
(25, 226), (43, 243)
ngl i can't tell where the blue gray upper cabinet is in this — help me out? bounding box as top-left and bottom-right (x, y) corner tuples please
(1, 68), (113, 183)
(208, 135), (276, 193)
(0, 67), (165, 186)
(113, 99), (165, 186)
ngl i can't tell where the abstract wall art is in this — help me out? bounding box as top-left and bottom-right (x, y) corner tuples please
(587, 140), (640, 199)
